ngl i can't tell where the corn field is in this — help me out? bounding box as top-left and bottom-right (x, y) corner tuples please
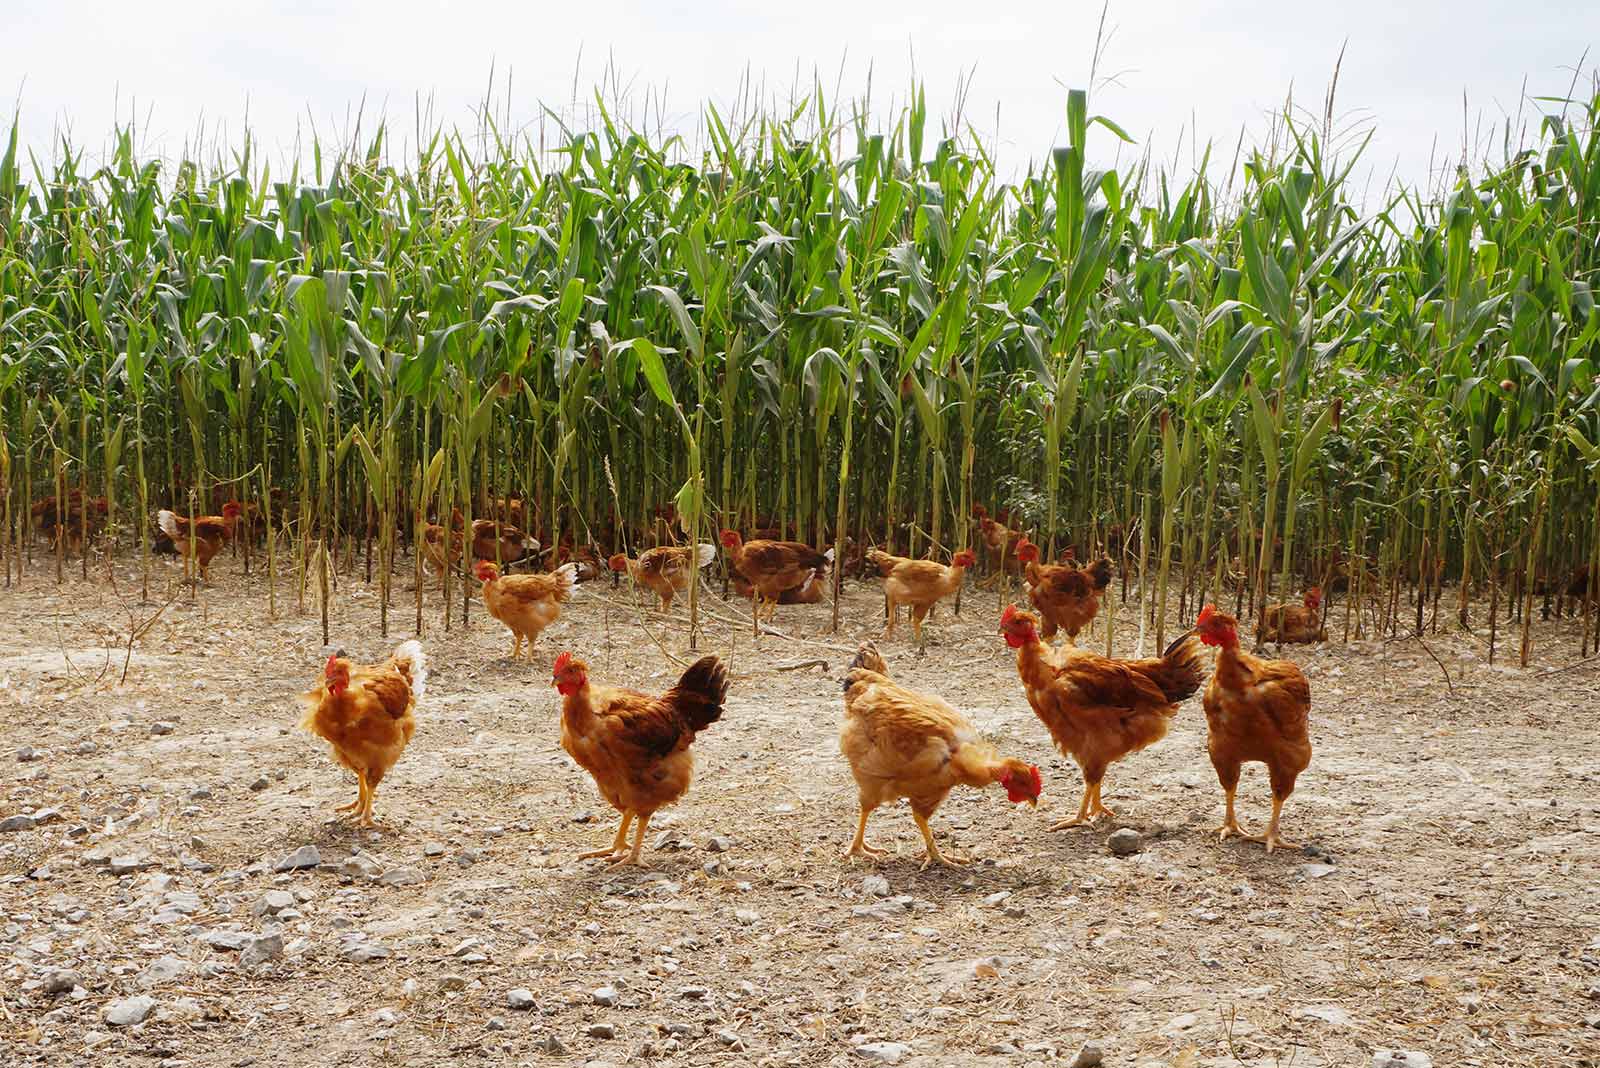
(2, 81), (1599, 665)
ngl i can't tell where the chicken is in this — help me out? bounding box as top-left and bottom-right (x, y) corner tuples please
(157, 503), (242, 582)
(841, 642), (1041, 867)
(1194, 605), (1312, 852)
(977, 515), (1026, 583)
(297, 640), (426, 826)
(732, 565), (826, 605)
(551, 652), (728, 867)
(718, 530), (833, 622)
(33, 492), (109, 553)
(1256, 588), (1326, 645)
(476, 560), (578, 661)
(865, 548), (976, 645)
(423, 519), (539, 586)
(1016, 537), (1112, 643)
(999, 604), (1204, 830)
(608, 544), (718, 610)
(420, 522), (462, 584)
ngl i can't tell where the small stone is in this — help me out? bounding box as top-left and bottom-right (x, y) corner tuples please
(734, 908), (760, 925)
(255, 890), (296, 916)
(109, 853), (156, 875)
(339, 855), (383, 881)
(16, 746), (37, 762)
(202, 929), (252, 951)
(857, 1041), (913, 1063)
(1107, 828), (1143, 856)
(422, 842), (447, 857)
(861, 875), (890, 898)
(453, 849), (481, 868)
(77, 740), (98, 754)
(716, 1029), (743, 1048)
(1294, 1003), (1352, 1027)
(705, 836), (733, 853)
(439, 975), (468, 992)
(1003, 905), (1026, 918)
(105, 995), (158, 1026)
(0, 814), (37, 833)
(486, 1017), (507, 1032)
(341, 942), (391, 963)
(703, 859), (728, 877)
(539, 1035), (568, 1055)
(1068, 1044), (1104, 1068)
(240, 934), (285, 968)
(374, 1008), (403, 1025)
(1372, 1054), (1433, 1068)
(506, 988), (536, 1011)
(190, 787), (212, 800)
(1163, 1012), (1198, 1033)
(587, 1023), (616, 1039)
(150, 721), (175, 736)
(377, 866), (425, 887)
(592, 985), (620, 1006)
(1300, 863), (1337, 879)
(678, 986), (710, 1000)
(249, 776), (270, 791)
(42, 969), (79, 995)
(138, 956), (192, 987)
(274, 845), (321, 872)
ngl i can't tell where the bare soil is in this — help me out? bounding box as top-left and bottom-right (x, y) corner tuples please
(2, 548), (1598, 1068)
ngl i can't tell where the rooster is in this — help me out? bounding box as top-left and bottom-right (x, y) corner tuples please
(864, 547), (976, 645)
(999, 605), (1205, 829)
(1016, 537), (1112, 643)
(841, 643), (1040, 867)
(157, 503), (242, 582)
(552, 652), (728, 867)
(476, 560), (578, 661)
(298, 640), (426, 827)
(1194, 605), (1312, 852)
(608, 544), (718, 610)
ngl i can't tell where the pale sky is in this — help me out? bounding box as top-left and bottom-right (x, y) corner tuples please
(5, 1), (1596, 199)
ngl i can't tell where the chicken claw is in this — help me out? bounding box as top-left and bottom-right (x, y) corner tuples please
(919, 846), (968, 869)
(842, 842), (890, 861)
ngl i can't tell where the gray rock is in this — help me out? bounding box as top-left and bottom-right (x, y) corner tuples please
(76, 740), (98, 754)
(678, 986), (710, 1000)
(1373, 1054), (1433, 1068)
(538, 1035), (568, 1055)
(374, 1008), (403, 1025)
(190, 787), (212, 800)
(587, 1023), (616, 1039)
(506, 988), (536, 1011)
(109, 853), (156, 875)
(851, 897), (913, 921)
(1300, 863), (1337, 879)
(0, 814), (37, 833)
(377, 865), (425, 887)
(248, 777), (269, 792)
(274, 845), (322, 872)
(149, 721), (175, 736)
(453, 849), (482, 868)
(202, 929), (252, 951)
(857, 1041), (913, 1063)
(440, 975), (468, 992)
(339, 855), (383, 881)
(1107, 828), (1143, 856)
(105, 995), (158, 1026)
(42, 969), (79, 995)
(861, 875), (891, 898)
(592, 985), (619, 1006)
(31, 807), (62, 825)
(703, 859), (728, 877)
(486, 1016), (507, 1031)
(16, 746), (37, 762)
(1067, 1045), (1104, 1068)
(240, 934), (284, 968)
(422, 842), (447, 857)
(704, 836), (733, 853)
(254, 890), (295, 916)
(341, 942), (391, 963)
(1294, 1003), (1352, 1027)
(716, 1029), (743, 1048)
(138, 955), (192, 987)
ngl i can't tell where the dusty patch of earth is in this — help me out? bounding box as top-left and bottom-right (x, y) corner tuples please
(1, 549), (1598, 1067)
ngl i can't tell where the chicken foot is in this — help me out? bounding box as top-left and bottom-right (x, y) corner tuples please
(913, 812), (967, 869)
(1050, 779), (1114, 830)
(579, 811), (634, 862)
(1214, 785), (1255, 841)
(842, 805), (890, 860)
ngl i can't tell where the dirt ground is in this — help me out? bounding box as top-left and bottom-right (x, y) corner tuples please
(2, 546), (1598, 1068)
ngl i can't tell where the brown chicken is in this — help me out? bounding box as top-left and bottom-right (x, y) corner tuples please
(719, 530), (833, 621)
(1195, 605), (1312, 852)
(33, 492), (109, 553)
(732, 565), (826, 605)
(424, 520), (540, 585)
(1016, 537), (1112, 643)
(476, 560), (578, 661)
(865, 548), (976, 644)
(977, 515), (1026, 582)
(841, 643), (1041, 867)
(1000, 605), (1204, 829)
(608, 544), (718, 610)
(552, 652), (728, 867)
(1256, 588), (1326, 645)
(297, 640), (426, 826)
(157, 503), (241, 582)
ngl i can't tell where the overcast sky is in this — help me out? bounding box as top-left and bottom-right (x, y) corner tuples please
(5, 1), (1596, 198)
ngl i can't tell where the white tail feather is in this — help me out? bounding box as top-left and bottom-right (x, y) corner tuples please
(157, 509), (180, 537)
(391, 639), (427, 699)
(694, 543), (717, 568)
(553, 561), (579, 594)
(823, 547), (836, 564)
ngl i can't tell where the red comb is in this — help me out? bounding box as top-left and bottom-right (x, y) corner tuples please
(1001, 604), (1019, 624)
(553, 652), (572, 673)
(324, 654), (340, 677)
(1197, 604), (1216, 625)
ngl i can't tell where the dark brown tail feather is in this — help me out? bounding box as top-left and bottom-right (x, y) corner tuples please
(1150, 632), (1205, 704)
(1087, 557), (1113, 591)
(668, 655), (728, 734)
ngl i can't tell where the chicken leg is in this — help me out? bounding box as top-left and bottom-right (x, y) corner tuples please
(1050, 776), (1112, 830)
(579, 811), (634, 861)
(842, 803), (890, 860)
(1215, 784), (1254, 841)
(612, 811), (653, 867)
(1246, 794), (1297, 853)
(913, 812), (967, 869)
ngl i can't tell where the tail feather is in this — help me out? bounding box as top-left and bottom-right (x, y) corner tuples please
(157, 509), (180, 538)
(551, 561), (579, 599)
(693, 543), (717, 568)
(390, 639), (427, 700)
(1149, 632), (1205, 705)
(1087, 557), (1113, 591)
(666, 655), (727, 733)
